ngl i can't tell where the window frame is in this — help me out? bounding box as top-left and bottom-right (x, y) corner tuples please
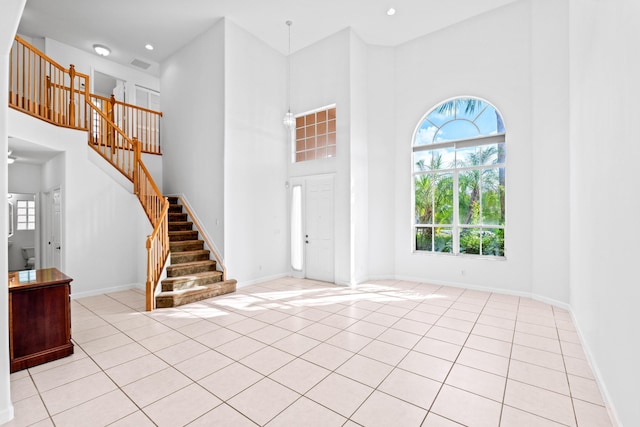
(16, 199), (36, 231)
(411, 99), (506, 258)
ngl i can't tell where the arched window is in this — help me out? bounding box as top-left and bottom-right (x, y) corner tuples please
(412, 97), (506, 256)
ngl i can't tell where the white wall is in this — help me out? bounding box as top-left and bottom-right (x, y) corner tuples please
(393, 1), (534, 295)
(366, 46), (396, 279)
(224, 20), (288, 284)
(288, 29), (352, 284)
(349, 33), (369, 284)
(161, 20), (226, 257)
(8, 162), (41, 193)
(569, 0), (640, 425)
(1, 1), (26, 422)
(530, 0), (570, 303)
(142, 153), (163, 194)
(9, 110), (150, 297)
(44, 38), (160, 106)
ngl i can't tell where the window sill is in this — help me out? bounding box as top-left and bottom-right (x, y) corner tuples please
(412, 250), (507, 261)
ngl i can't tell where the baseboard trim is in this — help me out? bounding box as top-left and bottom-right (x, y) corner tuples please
(569, 311), (623, 427)
(70, 283), (144, 300)
(0, 404), (14, 425)
(236, 273), (289, 289)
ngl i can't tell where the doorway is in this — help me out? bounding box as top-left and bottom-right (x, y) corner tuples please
(42, 188), (62, 270)
(7, 193), (36, 272)
(290, 175), (335, 282)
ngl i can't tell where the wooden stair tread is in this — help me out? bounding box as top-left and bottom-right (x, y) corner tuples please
(169, 232), (199, 242)
(169, 221), (193, 226)
(156, 279), (237, 309)
(169, 242), (205, 254)
(171, 249), (209, 256)
(162, 270), (223, 283)
(167, 259), (216, 269)
(170, 239), (202, 244)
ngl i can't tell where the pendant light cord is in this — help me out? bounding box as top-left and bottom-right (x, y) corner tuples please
(286, 20), (292, 114)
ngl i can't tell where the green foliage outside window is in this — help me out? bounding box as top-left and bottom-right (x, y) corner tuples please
(413, 97), (506, 256)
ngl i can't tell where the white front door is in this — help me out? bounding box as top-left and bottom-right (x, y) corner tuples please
(304, 176), (334, 282)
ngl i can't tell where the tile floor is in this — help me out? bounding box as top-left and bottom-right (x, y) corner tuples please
(6, 278), (614, 426)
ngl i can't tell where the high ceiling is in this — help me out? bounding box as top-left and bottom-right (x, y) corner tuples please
(18, 0), (518, 76)
(12, 0), (517, 164)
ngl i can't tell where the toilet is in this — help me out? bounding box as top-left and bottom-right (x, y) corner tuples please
(21, 247), (35, 270)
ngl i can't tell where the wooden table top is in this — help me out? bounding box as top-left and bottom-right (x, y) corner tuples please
(8, 268), (73, 291)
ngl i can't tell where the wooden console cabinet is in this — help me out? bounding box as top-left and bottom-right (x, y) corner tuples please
(8, 268), (73, 372)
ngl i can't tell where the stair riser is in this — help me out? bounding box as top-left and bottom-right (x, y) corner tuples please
(169, 213), (188, 222)
(169, 223), (193, 231)
(161, 273), (223, 291)
(156, 281), (236, 308)
(167, 263), (216, 277)
(170, 241), (204, 252)
(169, 204), (182, 213)
(171, 252), (210, 264)
(169, 231), (199, 241)
(167, 197), (179, 205)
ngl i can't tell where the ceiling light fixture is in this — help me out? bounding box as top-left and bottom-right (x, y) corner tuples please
(145, 44), (154, 51)
(387, 8), (396, 16)
(93, 44), (111, 57)
(283, 20), (296, 131)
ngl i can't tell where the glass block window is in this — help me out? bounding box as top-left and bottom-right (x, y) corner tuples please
(295, 105), (336, 162)
(16, 200), (35, 230)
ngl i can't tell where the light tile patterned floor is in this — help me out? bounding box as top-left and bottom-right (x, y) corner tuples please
(6, 278), (614, 426)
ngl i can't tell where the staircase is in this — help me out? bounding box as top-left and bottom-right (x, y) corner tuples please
(155, 196), (236, 308)
(8, 36), (236, 311)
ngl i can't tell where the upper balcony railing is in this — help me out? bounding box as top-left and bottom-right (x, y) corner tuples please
(9, 35), (89, 129)
(9, 35), (162, 155)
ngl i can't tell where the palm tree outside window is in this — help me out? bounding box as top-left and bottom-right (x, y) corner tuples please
(412, 97), (506, 256)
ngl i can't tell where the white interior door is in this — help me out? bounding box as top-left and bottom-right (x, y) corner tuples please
(52, 188), (62, 270)
(304, 176), (334, 282)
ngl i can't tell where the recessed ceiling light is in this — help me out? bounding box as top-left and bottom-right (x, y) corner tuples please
(93, 44), (111, 57)
(387, 8), (396, 16)
(145, 44), (154, 51)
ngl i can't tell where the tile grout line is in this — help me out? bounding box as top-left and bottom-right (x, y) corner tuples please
(12, 279), (606, 427)
(421, 288), (494, 425)
(497, 292), (520, 426)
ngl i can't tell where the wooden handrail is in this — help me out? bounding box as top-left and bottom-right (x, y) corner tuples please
(134, 138), (169, 311)
(86, 101), (169, 310)
(9, 35), (90, 129)
(87, 99), (136, 180)
(89, 94), (163, 155)
(9, 35), (169, 311)
(178, 195), (227, 281)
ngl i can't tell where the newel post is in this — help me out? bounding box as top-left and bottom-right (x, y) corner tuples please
(68, 64), (76, 127)
(133, 138), (141, 195)
(145, 235), (154, 311)
(109, 94), (116, 123)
